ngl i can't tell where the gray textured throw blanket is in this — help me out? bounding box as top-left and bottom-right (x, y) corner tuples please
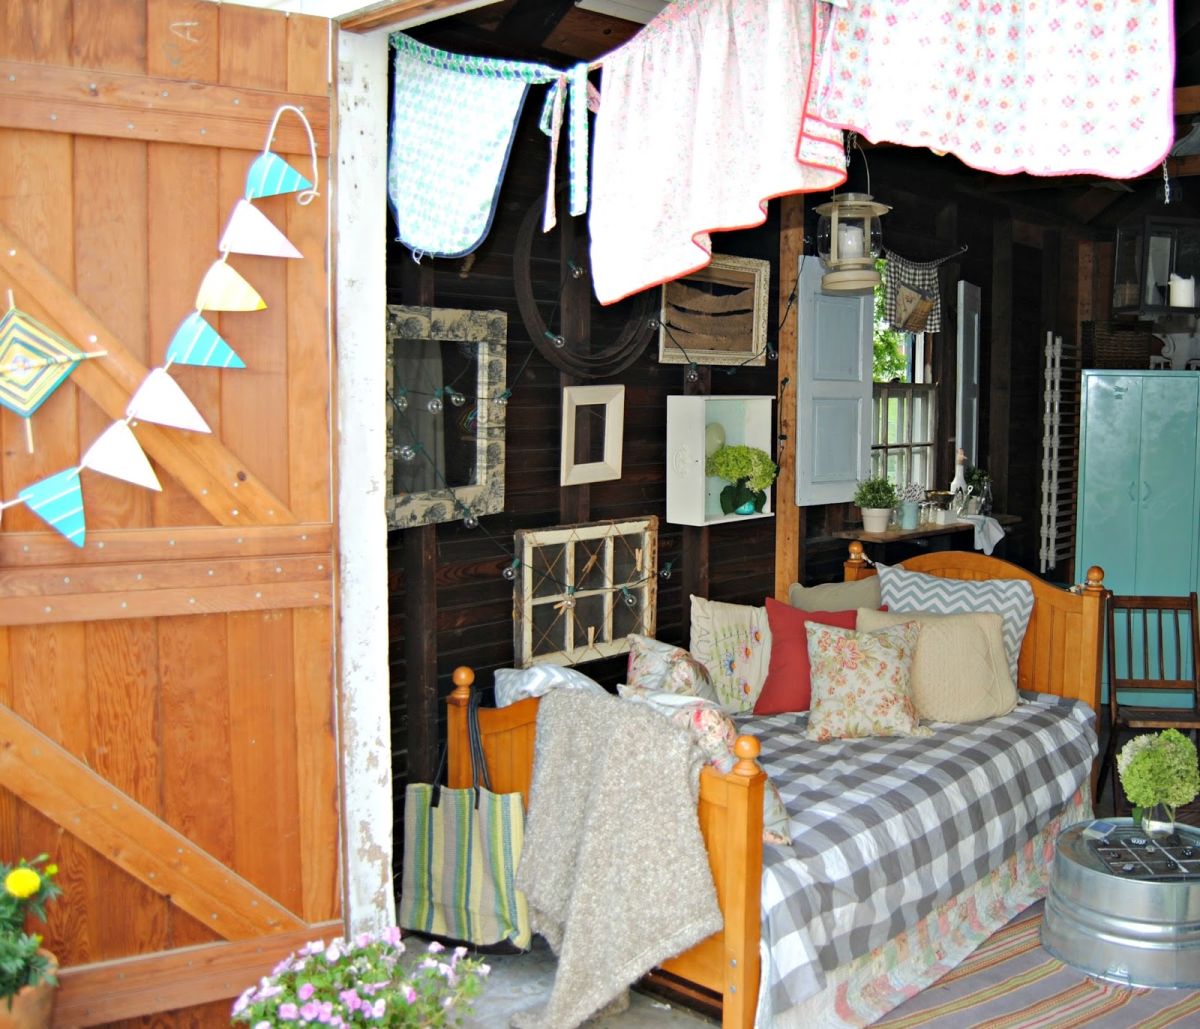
(511, 690), (722, 1029)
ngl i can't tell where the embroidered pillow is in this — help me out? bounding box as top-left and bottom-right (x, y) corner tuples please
(754, 600), (859, 715)
(876, 564), (1034, 681)
(688, 596), (772, 713)
(626, 634), (719, 702)
(856, 608), (1018, 722)
(494, 664), (607, 708)
(788, 576), (881, 613)
(618, 684), (790, 843)
(805, 621), (927, 741)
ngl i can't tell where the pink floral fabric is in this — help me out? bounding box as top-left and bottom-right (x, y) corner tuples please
(625, 634), (719, 702)
(589, 0), (847, 305)
(811, 0), (1175, 178)
(805, 621), (928, 741)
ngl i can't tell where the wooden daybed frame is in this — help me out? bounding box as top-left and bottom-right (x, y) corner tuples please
(446, 542), (1107, 1029)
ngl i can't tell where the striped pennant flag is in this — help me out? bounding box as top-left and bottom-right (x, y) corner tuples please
(19, 467), (86, 547)
(194, 261), (266, 312)
(166, 312), (245, 369)
(244, 152), (312, 200)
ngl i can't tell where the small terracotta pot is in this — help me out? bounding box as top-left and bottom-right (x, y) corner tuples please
(0, 951), (57, 1029)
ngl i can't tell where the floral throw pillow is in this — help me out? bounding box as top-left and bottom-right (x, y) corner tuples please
(805, 621), (929, 742)
(626, 634), (719, 702)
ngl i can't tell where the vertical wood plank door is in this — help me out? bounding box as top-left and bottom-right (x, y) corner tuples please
(0, 2), (340, 1024)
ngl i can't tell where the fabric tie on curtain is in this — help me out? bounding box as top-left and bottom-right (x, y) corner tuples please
(809, 0), (1174, 179)
(539, 65), (601, 232)
(388, 34), (595, 259)
(588, 0), (847, 306)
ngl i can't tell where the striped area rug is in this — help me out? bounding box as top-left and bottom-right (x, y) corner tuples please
(875, 902), (1200, 1028)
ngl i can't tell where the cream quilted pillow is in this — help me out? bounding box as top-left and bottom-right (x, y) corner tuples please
(688, 595), (772, 713)
(856, 607), (1018, 723)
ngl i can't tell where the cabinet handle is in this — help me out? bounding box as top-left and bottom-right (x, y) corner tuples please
(1142, 481), (1151, 503)
(1129, 481), (1137, 501)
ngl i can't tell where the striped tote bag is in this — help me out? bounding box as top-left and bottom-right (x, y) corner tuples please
(399, 696), (531, 949)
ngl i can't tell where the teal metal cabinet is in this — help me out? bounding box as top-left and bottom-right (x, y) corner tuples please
(1075, 371), (1200, 598)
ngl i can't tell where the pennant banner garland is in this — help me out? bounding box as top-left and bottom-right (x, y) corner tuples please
(19, 468), (86, 548)
(1, 103), (320, 549)
(166, 312), (246, 369)
(220, 198), (303, 259)
(245, 151), (313, 201)
(81, 422), (162, 492)
(127, 368), (212, 434)
(195, 260), (267, 313)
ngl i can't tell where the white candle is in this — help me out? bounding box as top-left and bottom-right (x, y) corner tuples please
(837, 223), (864, 259)
(1169, 274), (1196, 308)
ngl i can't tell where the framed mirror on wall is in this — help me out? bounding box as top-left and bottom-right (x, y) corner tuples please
(385, 305), (507, 528)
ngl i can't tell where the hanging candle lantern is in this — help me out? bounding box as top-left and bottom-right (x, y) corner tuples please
(814, 193), (890, 292)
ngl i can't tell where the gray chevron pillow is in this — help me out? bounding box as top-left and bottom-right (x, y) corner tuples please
(876, 564), (1034, 681)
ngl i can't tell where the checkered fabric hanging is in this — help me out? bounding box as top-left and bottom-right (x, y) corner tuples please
(883, 248), (948, 333)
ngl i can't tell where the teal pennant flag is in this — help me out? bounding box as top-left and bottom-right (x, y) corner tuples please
(166, 312), (245, 369)
(19, 467), (85, 548)
(244, 152), (312, 200)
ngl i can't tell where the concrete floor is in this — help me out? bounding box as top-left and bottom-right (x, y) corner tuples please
(459, 936), (718, 1028)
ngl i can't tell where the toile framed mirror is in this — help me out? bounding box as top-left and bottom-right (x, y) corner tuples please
(385, 305), (507, 528)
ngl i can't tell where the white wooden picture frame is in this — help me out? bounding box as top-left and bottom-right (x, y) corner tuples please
(560, 384), (625, 486)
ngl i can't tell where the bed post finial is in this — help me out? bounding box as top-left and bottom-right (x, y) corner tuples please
(848, 540), (864, 563)
(732, 734), (762, 777)
(1085, 566), (1105, 592)
(449, 666), (474, 707)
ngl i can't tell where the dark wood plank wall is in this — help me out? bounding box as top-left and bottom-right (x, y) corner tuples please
(385, 89), (780, 803)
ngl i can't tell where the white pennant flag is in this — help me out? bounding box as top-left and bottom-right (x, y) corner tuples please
(126, 369), (211, 433)
(219, 198), (302, 259)
(81, 421), (162, 491)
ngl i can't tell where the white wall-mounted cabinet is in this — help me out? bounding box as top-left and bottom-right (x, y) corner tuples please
(666, 394), (775, 526)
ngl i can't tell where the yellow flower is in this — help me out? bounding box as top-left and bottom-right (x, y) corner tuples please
(5, 867), (41, 899)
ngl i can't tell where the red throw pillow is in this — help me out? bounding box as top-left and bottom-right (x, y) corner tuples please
(754, 600), (859, 714)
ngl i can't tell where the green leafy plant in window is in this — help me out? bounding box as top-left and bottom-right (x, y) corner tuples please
(706, 444), (778, 515)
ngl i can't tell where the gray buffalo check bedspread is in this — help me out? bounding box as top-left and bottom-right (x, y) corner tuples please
(735, 691), (1098, 1013)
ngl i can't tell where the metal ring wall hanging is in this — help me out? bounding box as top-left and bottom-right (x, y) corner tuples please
(513, 190), (657, 378)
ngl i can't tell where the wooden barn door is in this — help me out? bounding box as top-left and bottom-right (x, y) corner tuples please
(0, 2), (339, 1024)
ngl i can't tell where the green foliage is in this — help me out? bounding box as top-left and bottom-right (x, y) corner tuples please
(1, 854), (61, 999)
(853, 476), (898, 509)
(1118, 729), (1200, 812)
(232, 932), (489, 1028)
(965, 465), (990, 494)
(873, 259), (908, 382)
(706, 445), (778, 493)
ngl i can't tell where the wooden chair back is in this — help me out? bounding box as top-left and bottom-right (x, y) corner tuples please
(1106, 592), (1200, 721)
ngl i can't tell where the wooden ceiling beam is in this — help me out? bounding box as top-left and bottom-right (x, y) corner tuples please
(1178, 85), (1200, 116)
(341, 0), (501, 33)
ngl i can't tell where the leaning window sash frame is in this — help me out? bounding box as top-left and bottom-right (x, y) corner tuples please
(871, 381), (937, 489)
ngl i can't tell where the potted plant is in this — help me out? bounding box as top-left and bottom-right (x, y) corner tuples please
(1117, 728), (1200, 836)
(231, 930), (489, 1027)
(706, 444), (778, 516)
(2, 855), (61, 1029)
(897, 482), (925, 530)
(853, 476), (897, 533)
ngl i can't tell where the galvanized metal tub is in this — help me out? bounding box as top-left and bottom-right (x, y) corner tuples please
(1041, 820), (1200, 989)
